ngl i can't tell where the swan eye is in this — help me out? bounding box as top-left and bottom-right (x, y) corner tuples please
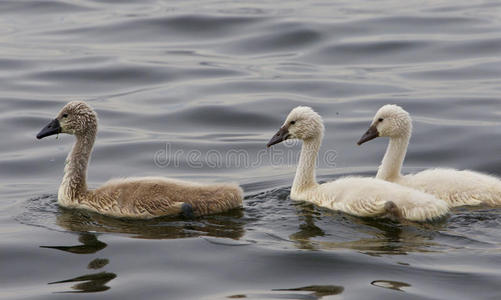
(378, 118), (383, 122)
(62, 114), (68, 118)
(290, 120), (296, 125)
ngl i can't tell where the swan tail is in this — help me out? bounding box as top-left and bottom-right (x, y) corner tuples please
(383, 201), (403, 220)
(397, 199), (449, 221)
(445, 188), (501, 207)
(181, 202), (195, 219)
(484, 183), (501, 206)
(137, 201), (188, 218)
(159, 201), (187, 216)
(190, 184), (244, 216)
(440, 189), (483, 207)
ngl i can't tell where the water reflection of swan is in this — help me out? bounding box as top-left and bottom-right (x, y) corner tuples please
(289, 202), (445, 255)
(272, 285), (344, 299)
(228, 285), (344, 300)
(40, 232), (106, 254)
(49, 271), (117, 293)
(55, 205), (245, 240)
(371, 280), (411, 292)
(20, 195), (245, 240)
(289, 202), (326, 250)
(40, 232), (116, 293)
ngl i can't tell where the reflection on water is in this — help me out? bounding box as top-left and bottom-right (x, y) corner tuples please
(289, 202), (326, 250)
(4, 0), (501, 299)
(88, 258), (110, 270)
(371, 280), (411, 292)
(49, 272), (117, 293)
(42, 233), (116, 293)
(40, 232), (106, 254)
(287, 199), (446, 255)
(228, 284), (344, 299)
(19, 194), (245, 240)
(273, 285), (345, 298)
(56, 206), (245, 240)
(21, 188), (500, 257)
(340, 218), (444, 255)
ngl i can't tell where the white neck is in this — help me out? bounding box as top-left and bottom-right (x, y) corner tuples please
(292, 137), (321, 194)
(58, 131), (96, 203)
(376, 133), (410, 181)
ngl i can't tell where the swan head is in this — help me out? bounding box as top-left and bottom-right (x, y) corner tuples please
(267, 106), (324, 147)
(357, 104), (412, 145)
(37, 101), (98, 139)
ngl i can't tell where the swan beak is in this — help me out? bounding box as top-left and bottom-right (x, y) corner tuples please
(37, 118), (62, 139)
(357, 124), (379, 145)
(267, 126), (289, 147)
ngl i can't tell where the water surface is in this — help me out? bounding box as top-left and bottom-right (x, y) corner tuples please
(2, 0), (501, 299)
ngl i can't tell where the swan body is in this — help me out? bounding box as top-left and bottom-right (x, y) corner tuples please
(357, 104), (501, 207)
(294, 176), (449, 221)
(267, 106), (449, 221)
(37, 101), (243, 218)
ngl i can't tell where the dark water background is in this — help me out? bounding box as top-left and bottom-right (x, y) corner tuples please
(2, 0), (501, 299)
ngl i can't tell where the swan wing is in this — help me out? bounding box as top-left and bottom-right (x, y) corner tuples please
(89, 177), (242, 218)
(401, 168), (501, 206)
(310, 177), (448, 221)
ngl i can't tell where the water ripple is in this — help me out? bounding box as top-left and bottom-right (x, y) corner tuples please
(3, 0), (501, 299)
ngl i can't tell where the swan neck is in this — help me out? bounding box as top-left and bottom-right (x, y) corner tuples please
(59, 130), (96, 202)
(292, 137), (320, 193)
(376, 134), (409, 181)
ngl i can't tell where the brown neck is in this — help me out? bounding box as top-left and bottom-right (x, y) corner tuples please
(59, 129), (96, 202)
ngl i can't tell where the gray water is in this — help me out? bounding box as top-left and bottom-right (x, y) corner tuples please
(2, 0), (501, 299)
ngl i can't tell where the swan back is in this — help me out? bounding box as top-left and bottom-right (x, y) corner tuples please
(314, 177), (449, 221)
(91, 177), (243, 218)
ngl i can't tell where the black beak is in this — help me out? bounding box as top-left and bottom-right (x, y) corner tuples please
(267, 126), (290, 147)
(37, 119), (61, 139)
(357, 124), (379, 145)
